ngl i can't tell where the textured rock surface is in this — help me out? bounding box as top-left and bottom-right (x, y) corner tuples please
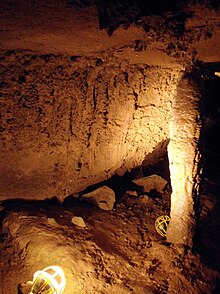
(0, 0), (220, 249)
(0, 50), (180, 201)
(167, 69), (203, 247)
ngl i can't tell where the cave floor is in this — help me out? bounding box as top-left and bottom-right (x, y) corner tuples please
(0, 183), (220, 294)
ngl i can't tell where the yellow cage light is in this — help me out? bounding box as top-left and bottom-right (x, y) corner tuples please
(155, 215), (170, 237)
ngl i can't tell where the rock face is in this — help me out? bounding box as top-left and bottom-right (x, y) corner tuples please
(81, 186), (115, 211)
(1, 0), (220, 249)
(166, 69), (203, 247)
(0, 51), (180, 201)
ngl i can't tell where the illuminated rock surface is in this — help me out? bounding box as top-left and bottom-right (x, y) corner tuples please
(0, 51), (180, 201)
(0, 1), (220, 291)
(166, 70), (203, 247)
(1, 1), (219, 203)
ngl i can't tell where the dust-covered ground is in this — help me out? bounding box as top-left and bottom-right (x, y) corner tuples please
(0, 180), (220, 294)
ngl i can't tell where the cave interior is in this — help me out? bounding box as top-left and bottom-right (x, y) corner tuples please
(0, 0), (220, 293)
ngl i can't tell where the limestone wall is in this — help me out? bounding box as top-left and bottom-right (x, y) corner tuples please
(0, 50), (180, 201)
(167, 69), (203, 247)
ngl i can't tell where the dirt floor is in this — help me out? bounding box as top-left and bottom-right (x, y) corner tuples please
(0, 179), (220, 294)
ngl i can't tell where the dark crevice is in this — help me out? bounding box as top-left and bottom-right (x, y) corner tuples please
(92, 85), (98, 112)
(133, 89), (138, 110)
(193, 69), (220, 272)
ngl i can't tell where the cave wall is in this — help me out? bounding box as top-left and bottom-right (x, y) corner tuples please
(167, 69), (203, 247)
(0, 50), (180, 201)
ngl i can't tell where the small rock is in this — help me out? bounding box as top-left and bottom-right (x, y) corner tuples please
(47, 218), (59, 227)
(125, 190), (138, 197)
(71, 216), (86, 228)
(132, 174), (167, 194)
(81, 186), (115, 211)
(138, 195), (149, 204)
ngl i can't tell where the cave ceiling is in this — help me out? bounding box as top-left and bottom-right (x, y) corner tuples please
(0, 0), (220, 64)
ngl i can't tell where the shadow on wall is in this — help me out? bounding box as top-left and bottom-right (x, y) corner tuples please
(68, 0), (219, 35)
(96, 0), (189, 36)
(193, 69), (220, 275)
(68, 139), (171, 203)
(194, 180), (220, 276)
(140, 139), (170, 181)
(203, 74), (220, 182)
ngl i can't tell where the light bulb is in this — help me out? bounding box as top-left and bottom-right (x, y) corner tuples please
(29, 266), (66, 294)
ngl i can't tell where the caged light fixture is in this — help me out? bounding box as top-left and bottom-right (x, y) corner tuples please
(155, 215), (170, 237)
(29, 266), (66, 294)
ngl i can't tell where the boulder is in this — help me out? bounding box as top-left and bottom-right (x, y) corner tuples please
(81, 186), (115, 211)
(71, 216), (86, 228)
(132, 174), (167, 194)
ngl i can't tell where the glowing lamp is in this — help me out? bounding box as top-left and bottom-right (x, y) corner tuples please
(29, 266), (66, 294)
(155, 215), (170, 237)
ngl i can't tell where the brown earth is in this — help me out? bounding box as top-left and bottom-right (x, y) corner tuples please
(1, 181), (220, 293)
(0, 1), (220, 293)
